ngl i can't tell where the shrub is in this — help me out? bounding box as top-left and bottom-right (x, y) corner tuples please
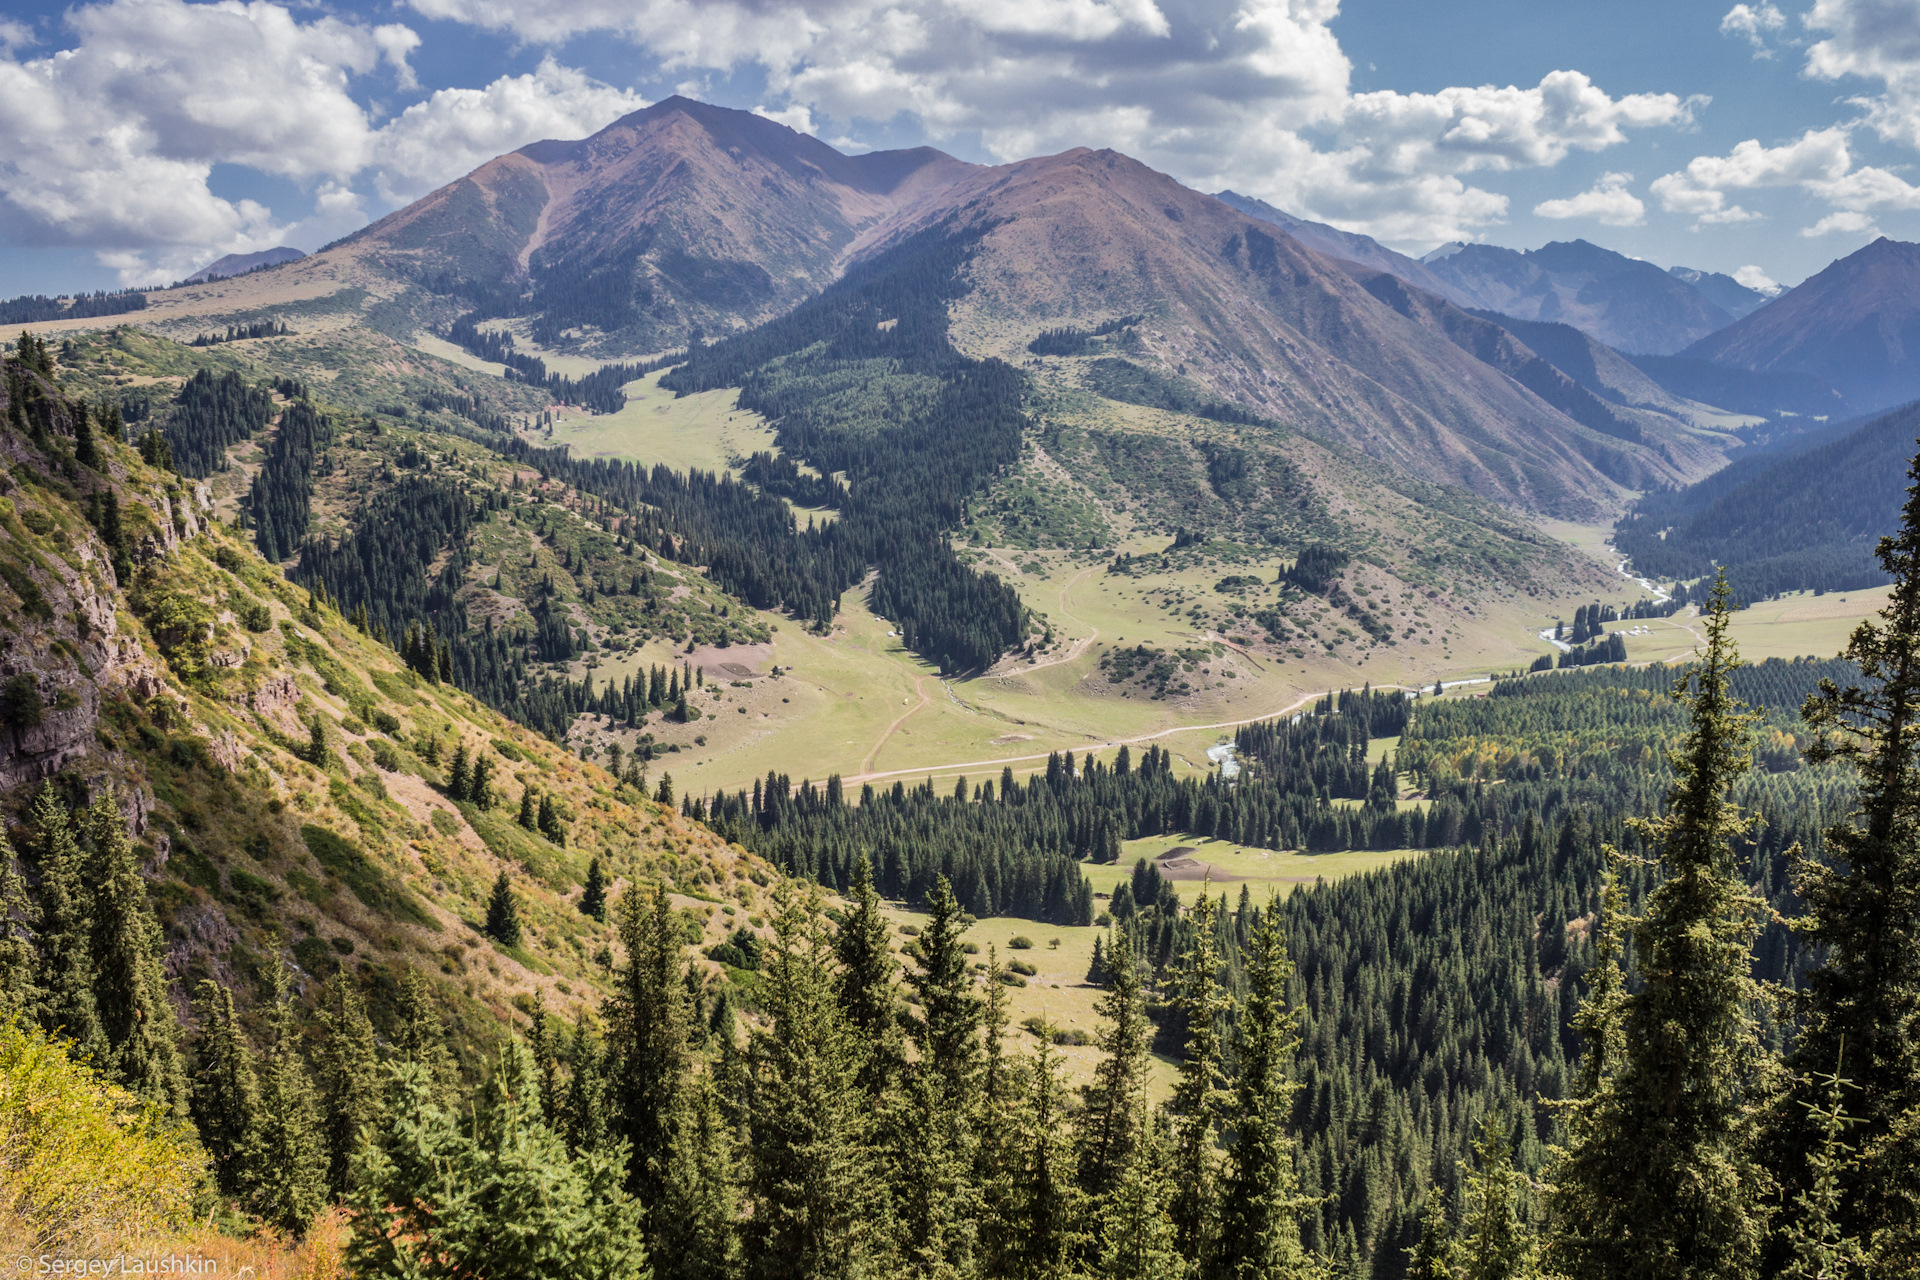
(1010, 958), (1038, 977)
(1008, 934), (1034, 950)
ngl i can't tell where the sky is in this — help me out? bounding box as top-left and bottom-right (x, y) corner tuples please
(4, 0), (1920, 297)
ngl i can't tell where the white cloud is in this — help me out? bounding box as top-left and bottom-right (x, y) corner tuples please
(0, 1), (647, 283)
(1534, 171), (1646, 225)
(370, 57), (647, 203)
(1733, 263), (1782, 292)
(1802, 209), (1880, 235)
(1806, 0), (1920, 147)
(1720, 3), (1786, 57)
(397, 0), (1693, 246)
(1651, 126), (1920, 232)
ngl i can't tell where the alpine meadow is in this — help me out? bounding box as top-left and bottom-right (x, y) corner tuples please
(13, 10), (1920, 1280)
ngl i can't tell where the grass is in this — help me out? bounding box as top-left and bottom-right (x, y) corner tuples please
(532, 369), (778, 478)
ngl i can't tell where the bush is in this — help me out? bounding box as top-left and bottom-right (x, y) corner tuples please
(1008, 934), (1034, 949)
(898, 924), (921, 936)
(1010, 958), (1037, 976)
(961, 941), (980, 954)
(0, 1020), (200, 1252)
(237, 600), (272, 632)
(372, 710), (403, 734)
(994, 971), (1027, 987)
(1051, 1027), (1093, 1046)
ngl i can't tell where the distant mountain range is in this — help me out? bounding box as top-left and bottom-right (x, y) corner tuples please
(184, 246), (304, 283)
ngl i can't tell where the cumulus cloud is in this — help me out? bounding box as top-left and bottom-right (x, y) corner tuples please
(1651, 126), (1920, 231)
(1534, 171), (1645, 225)
(1805, 0), (1920, 147)
(1803, 209), (1880, 235)
(1720, 3), (1787, 56)
(0, 0), (647, 283)
(398, 0), (1693, 245)
(370, 57), (647, 202)
(1733, 263), (1782, 292)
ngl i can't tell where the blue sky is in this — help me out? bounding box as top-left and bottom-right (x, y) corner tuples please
(3, 0), (1917, 297)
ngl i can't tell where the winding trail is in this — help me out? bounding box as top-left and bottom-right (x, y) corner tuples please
(861, 675), (932, 776)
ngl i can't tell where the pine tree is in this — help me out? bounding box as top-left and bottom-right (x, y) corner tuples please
(1079, 932), (1149, 1204)
(1547, 572), (1773, 1280)
(448, 742), (471, 800)
(0, 827), (37, 1018)
(655, 1070), (739, 1280)
(1783, 442), (1920, 1245)
(307, 714), (329, 769)
(1458, 1112), (1533, 1280)
(1214, 905), (1317, 1280)
(74, 402), (99, 469)
(250, 957), (327, 1234)
(605, 882), (689, 1214)
(996, 1033), (1087, 1279)
(1086, 933), (1108, 986)
(835, 854), (899, 1094)
(347, 1045), (649, 1278)
(27, 783), (102, 1057)
(566, 1010), (609, 1155)
(582, 856), (608, 922)
(520, 787), (538, 830)
(1096, 1104), (1182, 1280)
(1170, 890), (1230, 1265)
(314, 969), (383, 1197)
(471, 754), (494, 808)
(528, 990), (562, 1128)
(81, 793), (184, 1114)
(486, 869), (524, 947)
(191, 980), (259, 1201)
(1779, 1053), (1867, 1280)
(740, 884), (885, 1278)
(908, 873), (981, 1107)
(393, 965), (455, 1091)
(1408, 1190), (1458, 1280)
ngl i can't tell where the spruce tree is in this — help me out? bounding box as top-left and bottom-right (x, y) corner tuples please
(1170, 890), (1230, 1265)
(27, 783), (102, 1057)
(582, 856), (608, 922)
(486, 869), (523, 947)
(191, 980), (260, 1201)
(1458, 1112), (1534, 1280)
(82, 793), (184, 1114)
(393, 965), (455, 1090)
(448, 742), (471, 799)
(1079, 932), (1148, 1203)
(250, 958), (327, 1234)
(605, 882), (689, 1213)
(1408, 1191), (1459, 1280)
(907, 874), (981, 1106)
(997, 1034), (1087, 1279)
(1213, 905), (1317, 1280)
(519, 786), (538, 830)
(740, 884), (885, 1278)
(347, 1045), (649, 1278)
(1547, 573), (1773, 1280)
(655, 1071), (740, 1280)
(1096, 1104), (1182, 1280)
(307, 714), (329, 769)
(835, 854), (899, 1093)
(566, 1010), (609, 1155)
(1782, 442), (1920, 1245)
(314, 969), (384, 1197)
(0, 827), (37, 1018)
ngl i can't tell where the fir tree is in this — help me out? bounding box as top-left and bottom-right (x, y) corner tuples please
(307, 714), (329, 768)
(997, 1034), (1087, 1279)
(907, 873), (981, 1107)
(655, 1071), (740, 1280)
(1170, 889), (1230, 1265)
(74, 402), (99, 469)
(1086, 933), (1108, 986)
(1096, 1104), (1181, 1280)
(447, 742), (471, 800)
(250, 957), (327, 1234)
(605, 882), (689, 1214)
(0, 827), (37, 1018)
(1079, 932), (1149, 1203)
(314, 969), (384, 1197)
(740, 884), (885, 1279)
(1547, 573), (1773, 1280)
(1783, 442), (1920, 1246)
(1779, 1053), (1867, 1280)
(528, 989), (562, 1129)
(1213, 905), (1317, 1280)
(393, 965), (454, 1090)
(27, 783), (102, 1057)
(1408, 1191), (1459, 1280)
(347, 1046), (649, 1278)
(1458, 1112), (1534, 1280)
(519, 787), (538, 830)
(82, 793), (184, 1114)
(470, 754), (494, 808)
(191, 980), (259, 1201)
(835, 854), (899, 1094)
(566, 1011), (609, 1155)
(486, 869), (524, 947)
(582, 856), (608, 922)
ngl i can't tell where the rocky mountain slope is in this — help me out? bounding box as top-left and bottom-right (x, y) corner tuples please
(1683, 236), (1920, 413)
(0, 335), (764, 1075)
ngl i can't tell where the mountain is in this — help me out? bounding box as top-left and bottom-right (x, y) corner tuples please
(1210, 190), (1460, 295)
(1668, 264), (1773, 319)
(852, 147), (1709, 515)
(1417, 238), (1735, 354)
(1683, 236), (1920, 413)
(1614, 397), (1920, 599)
(340, 95), (975, 351)
(185, 246), (305, 283)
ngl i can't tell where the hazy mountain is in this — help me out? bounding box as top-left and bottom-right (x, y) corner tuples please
(1668, 265), (1773, 320)
(1683, 237), (1920, 413)
(1210, 190), (1458, 295)
(1417, 239), (1735, 355)
(183, 246), (305, 283)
